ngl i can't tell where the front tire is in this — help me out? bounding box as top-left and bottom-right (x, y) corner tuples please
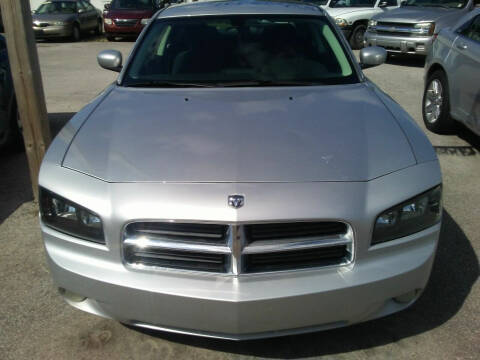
(95, 20), (103, 35)
(422, 70), (454, 134)
(71, 24), (81, 42)
(349, 23), (366, 50)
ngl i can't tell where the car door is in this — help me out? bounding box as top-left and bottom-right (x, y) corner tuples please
(449, 14), (480, 133)
(76, 1), (90, 31)
(82, 1), (98, 30)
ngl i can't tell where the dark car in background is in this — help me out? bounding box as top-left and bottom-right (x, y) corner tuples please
(33, 0), (103, 42)
(0, 35), (21, 151)
(103, 0), (160, 40)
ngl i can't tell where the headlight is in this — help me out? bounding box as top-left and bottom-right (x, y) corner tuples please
(140, 18), (150, 25)
(368, 19), (377, 28)
(372, 186), (442, 245)
(40, 188), (105, 244)
(335, 18), (348, 28)
(414, 22), (435, 36)
(104, 18), (113, 25)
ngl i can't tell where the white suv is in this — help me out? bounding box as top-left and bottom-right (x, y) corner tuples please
(323, 0), (400, 49)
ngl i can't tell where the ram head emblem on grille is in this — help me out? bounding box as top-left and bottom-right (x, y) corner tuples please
(228, 195), (244, 209)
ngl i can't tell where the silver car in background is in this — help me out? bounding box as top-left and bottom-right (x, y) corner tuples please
(32, 0), (103, 41)
(39, 0), (442, 340)
(423, 8), (480, 135)
(365, 0), (478, 56)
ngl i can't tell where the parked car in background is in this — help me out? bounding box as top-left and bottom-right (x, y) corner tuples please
(324, 0), (400, 49)
(0, 35), (22, 151)
(365, 0), (478, 55)
(39, 0), (443, 340)
(423, 8), (480, 135)
(103, 0), (160, 40)
(33, 0), (103, 41)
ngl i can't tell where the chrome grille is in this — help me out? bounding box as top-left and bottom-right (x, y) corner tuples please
(375, 22), (421, 37)
(114, 19), (138, 27)
(123, 221), (353, 274)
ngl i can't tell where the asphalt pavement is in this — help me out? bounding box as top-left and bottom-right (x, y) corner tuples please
(0, 41), (478, 360)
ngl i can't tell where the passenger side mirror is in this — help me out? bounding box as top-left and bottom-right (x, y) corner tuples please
(378, 1), (389, 7)
(104, 3), (111, 10)
(400, 0), (407, 6)
(359, 46), (387, 69)
(97, 50), (123, 72)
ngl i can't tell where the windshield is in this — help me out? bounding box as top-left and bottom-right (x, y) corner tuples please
(403, 0), (468, 8)
(111, 0), (156, 10)
(330, 0), (376, 8)
(299, 0), (330, 5)
(123, 15), (358, 87)
(36, 1), (77, 14)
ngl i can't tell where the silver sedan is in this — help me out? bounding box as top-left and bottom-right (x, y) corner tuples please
(39, 0), (442, 340)
(423, 8), (480, 135)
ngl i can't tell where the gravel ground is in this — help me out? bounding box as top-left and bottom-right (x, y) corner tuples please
(0, 41), (478, 360)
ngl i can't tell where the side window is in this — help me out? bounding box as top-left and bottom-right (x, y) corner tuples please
(80, 1), (92, 11)
(461, 15), (480, 43)
(77, 1), (86, 10)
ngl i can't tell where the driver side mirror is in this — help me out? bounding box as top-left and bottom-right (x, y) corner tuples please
(104, 3), (111, 10)
(378, 1), (389, 7)
(400, 0), (407, 6)
(359, 46), (387, 69)
(97, 50), (123, 72)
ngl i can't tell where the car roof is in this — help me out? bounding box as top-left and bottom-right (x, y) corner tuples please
(158, 0), (325, 19)
(43, 0), (78, 3)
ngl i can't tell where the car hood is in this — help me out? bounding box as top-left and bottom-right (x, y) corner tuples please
(105, 9), (155, 19)
(63, 84), (416, 183)
(325, 7), (372, 17)
(32, 13), (76, 23)
(372, 6), (457, 23)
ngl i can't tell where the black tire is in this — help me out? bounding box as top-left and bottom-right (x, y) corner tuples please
(71, 24), (81, 42)
(349, 23), (367, 50)
(422, 70), (454, 134)
(0, 104), (23, 152)
(95, 19), (103, 35)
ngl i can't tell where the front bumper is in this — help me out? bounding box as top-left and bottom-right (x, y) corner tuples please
(364, 31), (432, 55)
(40, 158), (442, 339)
(104, 21), (144, 36)
(33, 25), (72, 38)
(44, 222), (439, 340)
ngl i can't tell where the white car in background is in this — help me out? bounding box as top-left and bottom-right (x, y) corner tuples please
(323, 0), (400, 49)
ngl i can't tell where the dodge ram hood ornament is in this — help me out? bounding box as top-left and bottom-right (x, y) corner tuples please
(228, 195), (244, 209)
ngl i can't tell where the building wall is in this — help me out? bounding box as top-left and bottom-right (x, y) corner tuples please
(30, 0), (111, 12)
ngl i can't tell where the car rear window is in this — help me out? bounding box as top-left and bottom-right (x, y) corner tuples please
(123, 15), (359, 87)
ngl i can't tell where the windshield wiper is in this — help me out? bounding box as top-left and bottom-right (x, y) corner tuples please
(124, 81), (215, 88)
(421, 4), (451, 8)
(213, 80), (325, 87)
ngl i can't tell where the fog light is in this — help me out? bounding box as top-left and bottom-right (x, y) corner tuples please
(58, 287), (87, 303)
(393, 290), (418, 304)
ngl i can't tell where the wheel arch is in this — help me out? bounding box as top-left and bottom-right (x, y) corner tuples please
(426, 63), (446, 80)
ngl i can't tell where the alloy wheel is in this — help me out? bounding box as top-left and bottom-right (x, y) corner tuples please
(424, 79), (443, 124)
